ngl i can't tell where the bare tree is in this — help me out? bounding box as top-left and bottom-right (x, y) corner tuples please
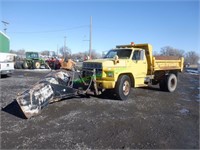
(160, 46), (199, 65)
(9, 49), (26, 60)
(91, 49), (101, 59)
(10, 49), (17, 54)
(160, 46), (184, 57)
(17, 49), (25, 55)
(71, 50), (101, 61)
(153, 50), (159, 56)
(72, 52), (85, 60)
(59, 46), (71, 59)
(184, 51), (199, 65)
(41, 50), (50, 56)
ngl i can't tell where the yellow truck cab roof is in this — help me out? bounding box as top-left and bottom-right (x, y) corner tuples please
(116, 43), (152, 50)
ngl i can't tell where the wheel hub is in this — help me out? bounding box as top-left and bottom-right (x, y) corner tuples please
(123, 80), (130, 96)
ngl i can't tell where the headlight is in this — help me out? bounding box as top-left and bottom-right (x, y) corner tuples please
(106, 71), (114, 77)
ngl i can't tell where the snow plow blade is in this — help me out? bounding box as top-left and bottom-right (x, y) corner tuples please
(16, 69), (94, 119)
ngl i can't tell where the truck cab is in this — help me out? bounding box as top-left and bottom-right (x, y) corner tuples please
(0, 53), (16, 77)
(103, 46), (148, 86)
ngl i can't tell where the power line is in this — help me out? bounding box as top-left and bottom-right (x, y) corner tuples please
(7, 25), (89, 34)
(2, 21), (9, 34)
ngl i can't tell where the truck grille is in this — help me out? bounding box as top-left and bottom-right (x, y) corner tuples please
(82, 62), (102, 78)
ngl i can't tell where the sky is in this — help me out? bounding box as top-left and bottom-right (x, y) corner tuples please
(0, 0), (199, 55)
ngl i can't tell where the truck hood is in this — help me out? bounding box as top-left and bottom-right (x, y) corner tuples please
(83, 58), (128, 68)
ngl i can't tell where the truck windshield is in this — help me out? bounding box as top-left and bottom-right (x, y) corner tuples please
(104, 49), (132, 59)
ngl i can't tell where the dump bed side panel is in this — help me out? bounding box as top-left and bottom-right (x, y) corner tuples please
(152, 56), (184, 72)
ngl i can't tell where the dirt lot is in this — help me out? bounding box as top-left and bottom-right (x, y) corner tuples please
(0, 70), (199, 149)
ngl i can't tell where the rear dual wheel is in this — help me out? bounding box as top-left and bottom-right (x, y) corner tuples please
(159, 73), (177, 92)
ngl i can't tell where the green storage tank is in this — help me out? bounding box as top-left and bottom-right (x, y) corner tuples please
(0, 31), (10, 53)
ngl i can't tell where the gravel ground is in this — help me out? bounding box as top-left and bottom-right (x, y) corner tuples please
(0, 70), (199, 149)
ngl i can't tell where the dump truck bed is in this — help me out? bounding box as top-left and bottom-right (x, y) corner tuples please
(152, 56), (184, 72)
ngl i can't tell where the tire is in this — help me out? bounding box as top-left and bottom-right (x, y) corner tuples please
(34, 61), (41, 69)
(115, 75), (131, 100)
(159, 77), (167, 91)
(166, 74), (177, 92)
(159, 74), (177, 92)
(15, 62), (22, 69)
(23, 61), (29, 69)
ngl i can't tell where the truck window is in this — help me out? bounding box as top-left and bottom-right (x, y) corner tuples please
(104, 50), (117, 58)
(104, 49), (132, 59)
(132, 50), (145, 60)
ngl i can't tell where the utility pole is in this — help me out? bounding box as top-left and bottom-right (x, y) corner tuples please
(57, 44), (59, 56)
(89, 16), (92, 59)
(1, 21), (9, 34)
(83, 16), (92, 59)
(64, 36), (66, 58)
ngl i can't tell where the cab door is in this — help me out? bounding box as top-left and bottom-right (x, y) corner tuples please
(131, 49), (147, 86)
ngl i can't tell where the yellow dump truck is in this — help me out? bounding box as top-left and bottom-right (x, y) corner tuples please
(15, 42), (184, 118)
(82, 43), (184, 100)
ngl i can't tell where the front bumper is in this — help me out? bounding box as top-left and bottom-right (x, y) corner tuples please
(0, 69), (14, 75)
(96, 80), (116, 89)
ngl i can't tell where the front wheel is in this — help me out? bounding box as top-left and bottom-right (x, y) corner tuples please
(115, 75), (131, 100)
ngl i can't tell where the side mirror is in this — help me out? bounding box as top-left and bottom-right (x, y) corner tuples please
(113, 55), (119, 64)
